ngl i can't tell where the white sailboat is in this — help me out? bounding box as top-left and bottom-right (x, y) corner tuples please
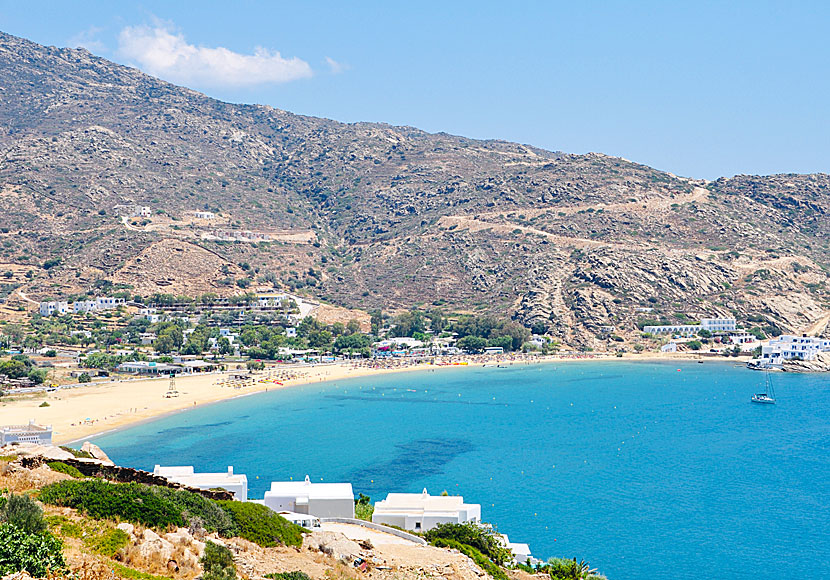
(751, 372), (776, 404)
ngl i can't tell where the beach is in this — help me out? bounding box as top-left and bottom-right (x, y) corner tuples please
(0, 352), (740, 445)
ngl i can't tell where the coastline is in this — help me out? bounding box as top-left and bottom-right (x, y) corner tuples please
(0, 352), (745, 445)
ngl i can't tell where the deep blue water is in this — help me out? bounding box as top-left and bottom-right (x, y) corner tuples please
(90, 361), (830, 580)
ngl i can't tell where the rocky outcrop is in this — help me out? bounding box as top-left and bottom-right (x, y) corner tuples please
(782, 351), (830, 373)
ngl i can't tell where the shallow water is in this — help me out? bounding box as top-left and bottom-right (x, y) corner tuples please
(92, 361), (830, 580)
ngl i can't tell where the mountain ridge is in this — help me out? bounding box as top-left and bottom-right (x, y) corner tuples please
(0, 29), (828, 347)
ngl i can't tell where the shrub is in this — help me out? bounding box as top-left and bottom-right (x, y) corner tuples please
(425, 522), (511, 565)
(149, 486), (236, 536)
(201, 540), (236, 580)
(39, 401), (50, 407)
(266, 573), (311, 580)
(354, 493), (373, 521)
(0, 493), (47, 534)
(430, 538), (507, 580)
(0, 523), (66, 576)
(78, 372), (92, 383)
(88, 527), (130, 557)
(39, 480), (185, 529)
(46, 461), (84, 479)
(216, 501), (304, 548)
(58, 446), (93, 459)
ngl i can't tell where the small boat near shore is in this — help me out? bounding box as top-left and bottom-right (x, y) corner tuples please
(751, 372), (776, 404)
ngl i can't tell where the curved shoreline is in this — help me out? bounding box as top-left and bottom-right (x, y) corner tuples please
(0, 353), (745, 445)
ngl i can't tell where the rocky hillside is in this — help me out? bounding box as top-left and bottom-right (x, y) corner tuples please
(0, 30), (828, 347)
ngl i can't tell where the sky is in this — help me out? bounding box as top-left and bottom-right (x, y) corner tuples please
(1, 0), (829, 180)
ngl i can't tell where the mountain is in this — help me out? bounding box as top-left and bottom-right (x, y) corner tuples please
(0, 30), (828, 347)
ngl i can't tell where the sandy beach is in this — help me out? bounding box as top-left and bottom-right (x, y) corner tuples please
(0, 352), (741, 445)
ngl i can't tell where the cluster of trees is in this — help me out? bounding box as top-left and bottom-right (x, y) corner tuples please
(385, 310), (530, 353)
(0, 354), (47, 385)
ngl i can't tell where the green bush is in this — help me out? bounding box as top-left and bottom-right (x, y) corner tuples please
(0, 523), (66, 576)
(88, 527), (130, 557)
(46, 461), (84, 479)
(265, 572), (311, 580)
(149, 486), (236, 536)
(58, 446), (93, 459)
(0, 493), (47, 534)
(201, 540), (236, 580)
(39, 480), (185, 529)
(354, 493), (373, 521)
(425, 522), (511, 565)
(547, 557), (604, 580)
(78, 372), (92, 383)
(431, 538), (507, 580)
(216, 501), (304, 548)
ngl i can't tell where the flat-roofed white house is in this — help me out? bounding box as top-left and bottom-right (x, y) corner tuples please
(498, 534), (533, 566)
(0, 420), (52, 445)
(153, 465), (248, 501)
(759, 335), (830, 367)
(700, 318), (737, 332)
(263, 475), (354, 518)
(39, 301), (70, 316)
(371, 489), (481, 532)
(642, 324), (700, 335)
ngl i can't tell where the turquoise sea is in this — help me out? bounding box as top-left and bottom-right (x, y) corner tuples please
(90, 361), (830, 580)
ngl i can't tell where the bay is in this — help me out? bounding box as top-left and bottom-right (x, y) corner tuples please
(91, 361), (830, 580)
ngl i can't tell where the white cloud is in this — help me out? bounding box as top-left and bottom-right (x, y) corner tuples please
(325, 56), (349, 75)
(69, 26), (106, 53)
(118, 24), (312, 88)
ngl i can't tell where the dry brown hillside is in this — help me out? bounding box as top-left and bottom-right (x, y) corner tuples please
(0, 30), (828, 347)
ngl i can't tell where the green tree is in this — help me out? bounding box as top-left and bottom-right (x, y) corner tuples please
(153, 333), (175, 354)
(217, 337), (232, 355)
(456, 336), (488, 353)
(687, 340), (703, 351)
(200, 541), (236, 580)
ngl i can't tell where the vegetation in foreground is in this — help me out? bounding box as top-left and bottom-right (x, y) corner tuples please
(0, 493), (66, 576)
(39, 479), (304, 547)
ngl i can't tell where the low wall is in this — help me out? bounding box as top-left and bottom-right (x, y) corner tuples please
(320, 517), (426, 544)
(20, 456), (235, 500)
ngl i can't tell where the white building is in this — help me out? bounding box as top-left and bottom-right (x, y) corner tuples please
(140, 332), (157, 345)
(0, 420), (52, 445)
(285, 327), (297, 338)
(153, 465), (248, 501)
(498, 534), (533, 566)
(263, 475), (354, 518)
(700, 318), (737, 332)
(483, 346), (504, 355)
(194, 211), (216, 220)
(642, 324), (700, 335)
(371, 489), (481, 532)
(39, 301), (70, 316)
(728, 333), (755, 345)
(660, 342), (678, 353)
(759, 335), (830, 366)
(73, 300), (97, 313)
(96, 296), (125, 310)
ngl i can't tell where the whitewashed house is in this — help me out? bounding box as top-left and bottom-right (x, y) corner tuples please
(285, 327), (297, 338)
(498, 534), (533, 566)
(700, 318), (737, 332)
(153, 465), (248, 501)
(39, 301), (69, 316)
(0, 420), (52, 445)
(263, 475), (354, 518)
(73, 300), (98, 313)
(759, 335), (830, 367)
(371, 489), (481, 532)
(194, 211), (216, 220)
(96, 296), (125, 310)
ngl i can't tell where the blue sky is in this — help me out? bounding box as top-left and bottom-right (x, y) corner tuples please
(1, 1), (829, 179)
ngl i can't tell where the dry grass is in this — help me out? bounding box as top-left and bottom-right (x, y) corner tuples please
(0, 461), (73, 492)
